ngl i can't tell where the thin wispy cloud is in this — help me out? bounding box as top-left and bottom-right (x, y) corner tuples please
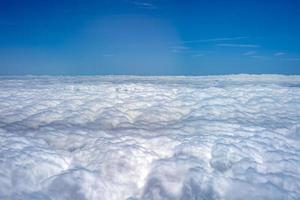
(101, 54), (115, 57)
(181, 36), (247, 44)
(126, 0), (157, 9)
(243, 51), (256, 56)
(251, 55), (267, 59)
(281, 58), (300, 61)
(170, 46), (190, 53)
(192, 54), (205, 57)
(274, 52), (286, 56)
(217, 43), (260, 48)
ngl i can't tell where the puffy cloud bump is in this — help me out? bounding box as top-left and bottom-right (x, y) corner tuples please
(0, 75), (300, 200)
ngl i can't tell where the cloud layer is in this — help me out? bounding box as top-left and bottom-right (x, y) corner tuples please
(0, 75), (300, 200)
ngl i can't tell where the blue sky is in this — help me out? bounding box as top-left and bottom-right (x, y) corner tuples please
(0, 0), (300, 75)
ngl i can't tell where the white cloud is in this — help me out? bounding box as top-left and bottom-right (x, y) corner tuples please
(251, 55), (268, 59)
(274, 52), (286, 56)
(181, 36), (247, 44)
(282, 57), (300, 61)
(192, 53), (205, 57)
(170, 45), (190, 53)
(126, 0), (156, 9)
(0, 75), (300, 200)
(217, 43), (260, 48)
(243, 51), (256, 56)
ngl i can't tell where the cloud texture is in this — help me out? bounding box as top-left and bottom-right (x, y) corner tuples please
(0, 75), (300, 200)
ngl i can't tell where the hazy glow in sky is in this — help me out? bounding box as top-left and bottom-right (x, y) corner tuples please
(0, 0), (300, 75)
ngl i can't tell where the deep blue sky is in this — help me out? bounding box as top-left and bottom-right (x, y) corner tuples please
(0, 0), (300, 75)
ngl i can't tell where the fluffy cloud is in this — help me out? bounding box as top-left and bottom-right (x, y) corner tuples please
(0, 75), (300, 200)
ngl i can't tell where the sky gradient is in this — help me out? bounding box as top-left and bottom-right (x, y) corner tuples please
(0, 0), (300, 75)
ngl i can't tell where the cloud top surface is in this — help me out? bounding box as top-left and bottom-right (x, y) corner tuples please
(0, 75), (300, 200)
